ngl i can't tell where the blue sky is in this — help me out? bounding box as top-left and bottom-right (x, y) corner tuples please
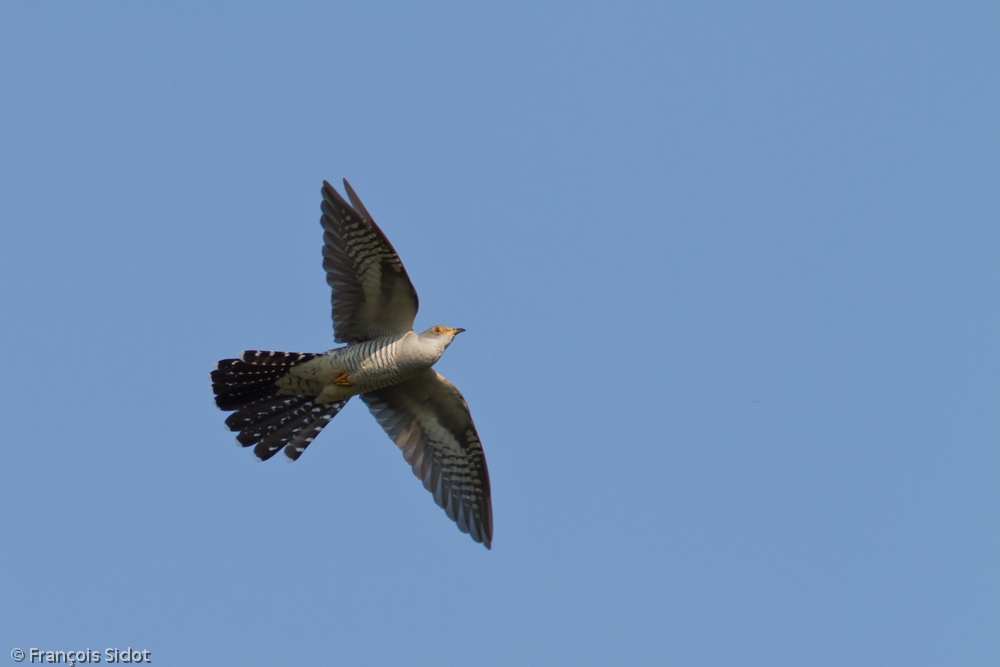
(1, 3), (997, 665)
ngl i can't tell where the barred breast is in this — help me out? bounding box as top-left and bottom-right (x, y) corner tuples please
(340, 335), (411, 389)
(283, 331), (434, 404)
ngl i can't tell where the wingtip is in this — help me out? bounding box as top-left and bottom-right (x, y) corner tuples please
(341, 178), (374, 222)
(342, 178), (358, 202)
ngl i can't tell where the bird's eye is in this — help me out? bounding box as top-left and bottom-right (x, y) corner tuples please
(434, 326), (444, 334)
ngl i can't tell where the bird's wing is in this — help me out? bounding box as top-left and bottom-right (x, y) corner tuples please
(361, 369), (493, 548)
(321, 180), (419, 343)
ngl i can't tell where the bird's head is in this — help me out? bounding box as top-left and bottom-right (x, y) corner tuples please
(420, 325), (465, 349)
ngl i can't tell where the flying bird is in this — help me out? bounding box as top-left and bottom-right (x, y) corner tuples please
(210, 180), (492, 548)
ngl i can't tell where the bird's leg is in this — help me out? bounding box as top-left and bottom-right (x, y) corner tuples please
(333, 372), (353, 387)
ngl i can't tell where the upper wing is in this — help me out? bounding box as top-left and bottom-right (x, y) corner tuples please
(361, 369), (493, 549)
(321, 180), (419, 343)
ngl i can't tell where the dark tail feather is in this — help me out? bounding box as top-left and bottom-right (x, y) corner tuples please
(210, 351), (346, 461)
(224, 394), (313, 432)
(254, 398), (349, 462)
(210, 351), (320, 410)
(241, 397), (349, 461)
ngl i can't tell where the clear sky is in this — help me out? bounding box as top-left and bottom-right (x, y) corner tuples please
(1, 3), (997, 666)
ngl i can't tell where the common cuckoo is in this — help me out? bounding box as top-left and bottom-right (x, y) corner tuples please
(210, 180), (492, 548)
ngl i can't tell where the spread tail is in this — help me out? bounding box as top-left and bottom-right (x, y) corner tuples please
(210, 351), (348, 461)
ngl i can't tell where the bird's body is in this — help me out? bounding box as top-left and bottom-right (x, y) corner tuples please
(281, 329), (453, 404)
(211, 180), (493, 548)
